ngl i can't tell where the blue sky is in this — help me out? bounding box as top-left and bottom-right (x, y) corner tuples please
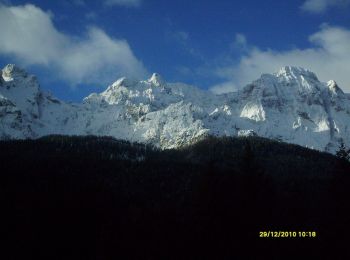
(1, 0), (350, 101)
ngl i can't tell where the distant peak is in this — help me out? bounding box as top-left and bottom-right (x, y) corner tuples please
(275, 66), (318, 81)
(110, 77), (138, 89)
(277, 66), (305, 74)
(112, 77), (128, 86)
(148, 73), (165, 87)
(327, 80), (344, 96)
(327, 80), (337, 88)
(2, 64), (28, 81)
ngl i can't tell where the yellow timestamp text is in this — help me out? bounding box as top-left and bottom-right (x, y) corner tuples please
(259, 231), (317, 238)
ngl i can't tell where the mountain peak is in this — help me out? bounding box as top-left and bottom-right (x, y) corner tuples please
(111, 77), (128, 87)
(108, 77), (139, 90)
(327, 80), (338, 88)
(2, 64), (28, 82)
(1, 65), (350, 154)
(327, 80), (345, 96)
(148, 73), (165, 87)
(275, 66), (318, 81)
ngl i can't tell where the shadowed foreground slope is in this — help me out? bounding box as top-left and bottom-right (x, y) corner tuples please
(1, 135), (350, 259)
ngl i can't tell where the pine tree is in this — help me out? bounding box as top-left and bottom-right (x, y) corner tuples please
(336, 141), (350, 161)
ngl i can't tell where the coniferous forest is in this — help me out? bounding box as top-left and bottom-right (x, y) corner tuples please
(1, 135), (350, 259)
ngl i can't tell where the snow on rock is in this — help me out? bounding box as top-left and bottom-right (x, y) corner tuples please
(1, 64), (350, 154)
(147, 73), (165, 87)
(238, 130), (257, 137)
(2, 64), (28, 81)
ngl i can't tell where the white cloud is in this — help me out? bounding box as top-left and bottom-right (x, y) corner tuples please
(210, 25), (350, 94)
(301, 0), (350, 14)
(85, 11), (97, 20)
(104, 0), (142, 7)
(171, 31), (189, 45)
(0, 4), (147, 85)
(210, 81), (239, 95)
(72, 0), (86, 6)
(230, 33), (247, 51)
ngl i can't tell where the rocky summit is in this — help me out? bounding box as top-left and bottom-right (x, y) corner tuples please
(1, 64), (350, 153)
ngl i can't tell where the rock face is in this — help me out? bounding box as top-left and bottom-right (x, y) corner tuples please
(1, 64), (350, 153)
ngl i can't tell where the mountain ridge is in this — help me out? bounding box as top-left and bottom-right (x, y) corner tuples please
(1, 64), (350, 153)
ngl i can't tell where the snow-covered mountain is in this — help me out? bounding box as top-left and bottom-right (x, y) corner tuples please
(1, 64), (350, 153)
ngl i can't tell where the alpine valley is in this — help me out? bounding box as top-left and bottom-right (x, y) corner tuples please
(1, 64), (350, 153)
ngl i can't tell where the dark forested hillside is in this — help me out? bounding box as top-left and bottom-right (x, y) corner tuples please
(1, 135), (349, 259)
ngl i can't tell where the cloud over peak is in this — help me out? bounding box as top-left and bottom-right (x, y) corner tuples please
(0, 4), (147, 86)
(301, 0), (350, 14)
(210, 25), (350, 94)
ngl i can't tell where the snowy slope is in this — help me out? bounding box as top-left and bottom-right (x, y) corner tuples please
(1, 64), (350, 153)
